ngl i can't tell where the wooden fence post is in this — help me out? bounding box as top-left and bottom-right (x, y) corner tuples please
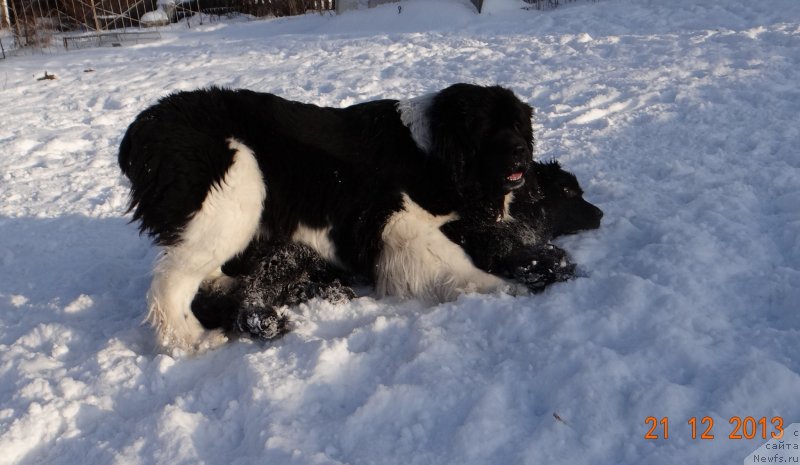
(90, 0), (102, 31)
(1, 0), (10, 28)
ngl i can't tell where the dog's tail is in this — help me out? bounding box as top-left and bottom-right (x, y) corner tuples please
(118, 94), (237, 246)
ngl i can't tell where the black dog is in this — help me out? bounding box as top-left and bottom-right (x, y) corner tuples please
(443, 159), (603, 285)
(192, 241), (356, 340)
(193, 160), (603, 340)
(120, 84), (544, 352)
(512, 160), (604, 238)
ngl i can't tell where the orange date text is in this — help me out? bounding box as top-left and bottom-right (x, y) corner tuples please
(643, 416), (784, 440)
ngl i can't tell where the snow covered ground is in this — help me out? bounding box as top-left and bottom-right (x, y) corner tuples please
(1, 0), (799, 463)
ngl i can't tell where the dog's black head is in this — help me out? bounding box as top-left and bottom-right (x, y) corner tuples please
(426, 84), (534, 196)
(532, 160), (603, 237)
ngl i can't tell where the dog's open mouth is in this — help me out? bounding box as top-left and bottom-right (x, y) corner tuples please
(504, 171), (525, 190)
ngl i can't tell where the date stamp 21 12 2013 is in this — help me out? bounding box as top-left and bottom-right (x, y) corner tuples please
(642, 417), (799, 463)
(644, 416), (785, 441)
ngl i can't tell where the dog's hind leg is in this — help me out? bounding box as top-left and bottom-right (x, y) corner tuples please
(147, 139), (267, 353)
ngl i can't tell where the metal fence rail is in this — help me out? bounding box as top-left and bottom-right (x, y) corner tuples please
(62, 28), (159, 49)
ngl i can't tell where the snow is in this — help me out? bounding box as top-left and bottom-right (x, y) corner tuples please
(1, 0), (799, 463)
(141, 9), (170, 26)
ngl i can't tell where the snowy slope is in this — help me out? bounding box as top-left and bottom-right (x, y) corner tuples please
(1, 0), (799, 464)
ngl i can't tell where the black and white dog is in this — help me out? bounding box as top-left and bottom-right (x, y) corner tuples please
(120, 84), (546, 352)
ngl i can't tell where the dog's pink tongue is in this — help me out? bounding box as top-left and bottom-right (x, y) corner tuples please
(507, 172), (523, 181)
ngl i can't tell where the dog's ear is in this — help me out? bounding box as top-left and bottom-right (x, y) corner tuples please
(427, 87), (487, 186)
(428, 117), (481, 186)
(532, 159), (561, 182)
(522, 102), (535, 148)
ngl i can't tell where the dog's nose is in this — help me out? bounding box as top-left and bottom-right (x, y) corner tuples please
(511, 146), (531, 168)
(593, 205), (604, 221)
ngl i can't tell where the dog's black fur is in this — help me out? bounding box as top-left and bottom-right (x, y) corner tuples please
(442, 159), (603, 277)
(120, 84), (556, 351)
(193, 160), (603, 340)
(192, 241), (355, 340)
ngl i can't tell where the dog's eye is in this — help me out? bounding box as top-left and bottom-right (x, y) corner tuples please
(562, 187), (577, 198)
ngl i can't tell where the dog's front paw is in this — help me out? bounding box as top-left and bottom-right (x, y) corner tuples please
(314, 279), (357, 304)
(508, 244), (576, 293)
(278, 278), (357, 307)
(512, 261), (576, 293)
(236, 306), (291, 340)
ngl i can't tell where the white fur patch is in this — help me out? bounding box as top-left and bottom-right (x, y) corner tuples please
(376, 193), (523, 302)
(292, 223), (341, 267)
(147, 138), (267, 352)
(501, 192), (515, 222)
(396, 92), (436, 152)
